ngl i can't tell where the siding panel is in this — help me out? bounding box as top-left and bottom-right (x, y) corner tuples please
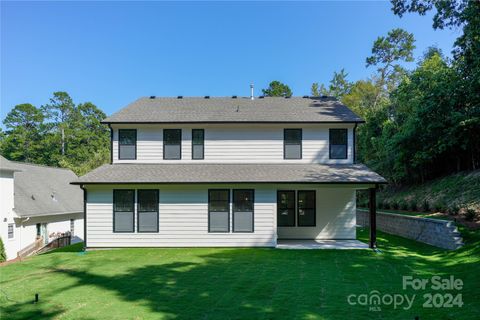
(86, 185), (357, 247)
(112, 124), (354, 164)
(86, 185), (277, 247)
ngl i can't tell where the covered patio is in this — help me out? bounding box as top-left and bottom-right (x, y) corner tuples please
(276, 239), (369, 250)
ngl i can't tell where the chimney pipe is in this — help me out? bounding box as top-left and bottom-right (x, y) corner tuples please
(250, 83), (254, 100)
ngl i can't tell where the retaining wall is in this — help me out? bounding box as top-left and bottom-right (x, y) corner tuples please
(357, 210), (463, 250)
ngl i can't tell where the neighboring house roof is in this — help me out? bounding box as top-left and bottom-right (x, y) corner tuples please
(102, 96), (364, 124)
(0, 155), (22, 172)
(2, 158), (83, 217)
(72, 163), (387, 185)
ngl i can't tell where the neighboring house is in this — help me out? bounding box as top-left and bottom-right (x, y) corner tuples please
(0, 156), (84, 260)
(73, 96), (386, 249)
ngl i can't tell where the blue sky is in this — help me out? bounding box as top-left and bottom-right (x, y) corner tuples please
(1, 1), (458, 120)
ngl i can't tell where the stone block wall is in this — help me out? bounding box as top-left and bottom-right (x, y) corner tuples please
(357, 210), (463, 250)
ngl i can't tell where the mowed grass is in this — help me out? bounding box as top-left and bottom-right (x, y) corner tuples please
(1, 228), (479, 320)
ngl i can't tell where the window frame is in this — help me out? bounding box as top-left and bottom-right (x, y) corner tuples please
(329, 128), (348, 160)
(297, 190), (316, 227)
(191, 129), (205, 160)
(113, 189), (135, 233)
(7, 223), (14, 239)
(277, 190), (296, 227)
(208, 189), (230, 233)
(232, 189), (255, 233)
(118, 129), (137, 160)
(163, 129), (182, 160)
(70, 219), (75, 234)
(283, 128), (302, 160)
(137, 189), (159, 233)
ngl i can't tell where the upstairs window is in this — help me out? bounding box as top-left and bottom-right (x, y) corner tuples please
(113, 190), (135, 232)
(164, 129), (182, 160)
(233, 190), (254, 232)
(329, 129), (348, 159)
(137, 190), (159, 233)
(284, 129), (302, 159)
(118, 129), (137, 160)
(192, 129), (204, 160)
(208, 189), (230, 233)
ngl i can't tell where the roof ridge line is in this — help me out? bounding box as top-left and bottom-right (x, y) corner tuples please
(7, 159), (74, 171)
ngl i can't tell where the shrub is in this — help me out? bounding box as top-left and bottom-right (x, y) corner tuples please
(408, 199), (417, 211)
(447, 205), (460, 216)
(0, 237), (5, 262)
(383, 200), (391, 210)
(465, 209), (477, 221)
(357, 199), (367, 209)
(391, 200), (399, 210)
(421, 200), (431, 212)
(434, 201), (447, 213)
(399, 199), (408, 211)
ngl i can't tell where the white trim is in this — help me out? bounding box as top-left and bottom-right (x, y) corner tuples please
(14, 211), (83, 218)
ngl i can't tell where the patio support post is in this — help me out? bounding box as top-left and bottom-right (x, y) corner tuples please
(369, 187), (377, 249)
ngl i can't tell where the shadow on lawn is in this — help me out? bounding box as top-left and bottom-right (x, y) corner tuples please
(1, 300), (65, 320)
(4, 249), (375, 319)
(53, 250), (315, 319)
(3, 229), (478, 319)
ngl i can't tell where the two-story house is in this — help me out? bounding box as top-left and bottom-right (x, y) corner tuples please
(73, 96), (386, 249)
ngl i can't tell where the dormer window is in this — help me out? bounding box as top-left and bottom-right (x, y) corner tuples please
(118, 129), (137, 160)
(164, 129), (182, 160)
(329, 129), (348, 159)
(284, 129), (302, 159)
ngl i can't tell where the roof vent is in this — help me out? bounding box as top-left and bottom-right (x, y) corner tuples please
(285, 96), (291, 99)
(259, 95), (265, 99)
(177, 96), (183, 99)
(303, 95), (309, 98)
(204, 96), (210, 99)
(149, 96), (156, 99)
(232, 95), (237, 99)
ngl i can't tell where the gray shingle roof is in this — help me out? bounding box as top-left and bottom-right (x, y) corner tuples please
(73, 163), (386, 185)
(103, 97), (364, 123)
(0, 155), (21, 172)
(3, 158), (83, 217)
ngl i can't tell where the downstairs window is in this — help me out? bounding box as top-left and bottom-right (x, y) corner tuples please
(113, 190), (135, 232)
(208, 189), (230, 233)
(137, 190), (159, 233)
(233, 189), (254, 232)
(297, 190), (316, 226)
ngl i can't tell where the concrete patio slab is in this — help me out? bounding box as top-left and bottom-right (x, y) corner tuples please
(276, 239), (369, 250)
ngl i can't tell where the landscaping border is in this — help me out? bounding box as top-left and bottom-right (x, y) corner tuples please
(356, 209), (463, 250)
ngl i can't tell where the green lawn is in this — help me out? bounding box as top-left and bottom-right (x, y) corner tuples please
(1, 229), (479, 320)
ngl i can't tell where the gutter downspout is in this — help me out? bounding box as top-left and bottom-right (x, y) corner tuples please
(353, 123), (358, 164)
(19, 216), (30, 257)
(108, 124), (113, 164)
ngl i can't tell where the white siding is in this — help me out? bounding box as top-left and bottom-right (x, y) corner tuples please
(85, 184), (358, 248)
(20, 213), (84, 246)
(277, 188), (356, 240)
(0, 170), (18, 260)
(112, 124), (354, 164)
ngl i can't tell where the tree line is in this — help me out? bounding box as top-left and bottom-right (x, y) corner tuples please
(263, 0), (480, 185)
(1, 0), (478, 185)
(0, 92), (109, 175)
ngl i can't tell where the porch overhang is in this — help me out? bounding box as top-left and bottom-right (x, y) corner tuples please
(71, 163), (387, 185)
